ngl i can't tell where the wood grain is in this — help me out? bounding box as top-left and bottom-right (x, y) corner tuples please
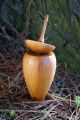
(25, 40), (55, 54)
(23, 52), (56, 100)
(38, 15), (49, 42)
(24, 15), (55, 54)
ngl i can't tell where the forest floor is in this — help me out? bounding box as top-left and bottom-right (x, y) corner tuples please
(0, 39), (80, 120)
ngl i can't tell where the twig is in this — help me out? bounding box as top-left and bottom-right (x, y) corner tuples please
(14, 113), (28, 120)
(41, 103), (60, 120)
(48, 93), (75, 104)
(69, 110), (75, 120)
(1, 15), (20, 39)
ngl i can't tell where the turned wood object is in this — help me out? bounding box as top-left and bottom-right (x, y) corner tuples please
(23, 15), (56, 100)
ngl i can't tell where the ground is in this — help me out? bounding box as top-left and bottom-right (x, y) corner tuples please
(0, 39), (80, 120)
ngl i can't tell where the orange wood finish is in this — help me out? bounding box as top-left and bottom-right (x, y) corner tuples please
(24, 15), (55, 54)
(23, 15), (56, 100)
(25, 40), (55, 54)
(38, 15), (49, 42)
(23, 52), (56, 100)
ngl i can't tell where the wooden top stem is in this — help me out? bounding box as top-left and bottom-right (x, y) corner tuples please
(38, 15), (49, 42)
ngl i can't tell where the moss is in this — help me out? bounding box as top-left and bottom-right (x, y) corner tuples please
(30, 0), (80, 72)
(1, 0), (30, 32)
(1, 0), (80, 72)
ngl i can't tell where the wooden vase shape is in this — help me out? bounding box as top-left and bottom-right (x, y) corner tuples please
(23, 15), (56, 100)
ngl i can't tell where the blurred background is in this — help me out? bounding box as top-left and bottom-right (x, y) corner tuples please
(0, 1), (80, 119)
(0, 0), (80, 73)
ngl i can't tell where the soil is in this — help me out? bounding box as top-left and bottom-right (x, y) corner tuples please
(0, 37), (80, 120)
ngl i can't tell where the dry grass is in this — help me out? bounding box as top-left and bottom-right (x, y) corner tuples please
(0, 17), (80, 120)
(0, 44), (80, 120)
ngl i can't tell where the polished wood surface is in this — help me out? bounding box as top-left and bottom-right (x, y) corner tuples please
(25, 40), (55, 54)
(38, 15), (48, 42)
(23, 52), (56, 100)
(23, 15), (56, 100)
(24, 15), (55, 54)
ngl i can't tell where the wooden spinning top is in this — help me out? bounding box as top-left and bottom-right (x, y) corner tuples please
(23, 15), (56, 100)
